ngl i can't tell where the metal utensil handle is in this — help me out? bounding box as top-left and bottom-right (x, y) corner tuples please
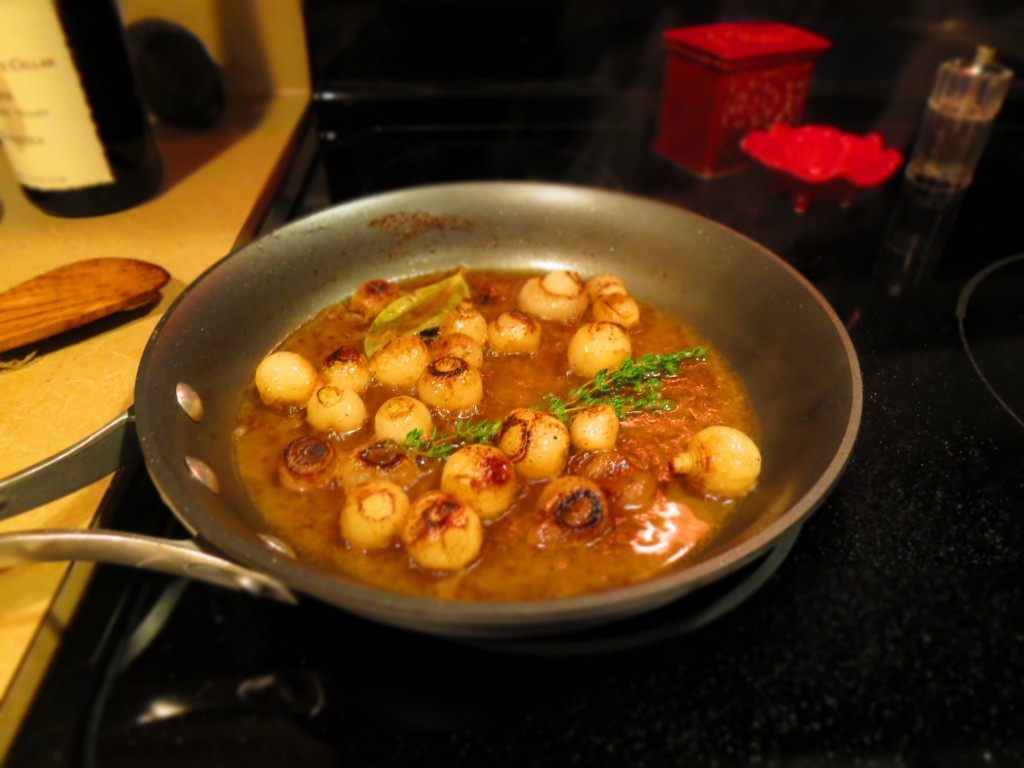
(0, 528), (297, 604)
(0, 410), (139, 520)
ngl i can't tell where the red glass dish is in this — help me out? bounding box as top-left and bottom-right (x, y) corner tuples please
(741, 124), (903, 211)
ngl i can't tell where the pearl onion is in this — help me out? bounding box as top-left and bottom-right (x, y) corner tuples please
(402, 491), (484, 571)
(417, 356), (483, 410)
(431, 332), (484, 369)
(570, 404), (620, 451)
(441, 444), (518, 519)
(305, 386), (368, 434)
(487, 310), (541, 354)
(278, 435), (337, 492)
(584, 273), (628, 302)
(340, 480), (410, 550)
(531, 476), (610, 547)
(518, 271), (588, 321)
(497, 408), (569, 480)
(579, 451), (657, 510)
(370, 334), (430, 388)
(671, 426), (762, 498)
(592, 294), (640, 329)
(255, 351), (320, 408)
(350, 278), (402, 320)
(440, 302), (488, 346)
(567, 322), (632, 378)
(321, 345), (371, 393)
(374, 395), (433, 444)
(337, 440), (419, 493)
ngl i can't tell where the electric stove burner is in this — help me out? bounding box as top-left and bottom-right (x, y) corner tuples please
(957, 252), (1024, 429)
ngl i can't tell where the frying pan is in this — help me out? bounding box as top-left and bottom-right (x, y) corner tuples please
(0, 182), (862, 638)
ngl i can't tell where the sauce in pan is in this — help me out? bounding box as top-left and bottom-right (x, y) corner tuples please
(233, 269), (760, 601)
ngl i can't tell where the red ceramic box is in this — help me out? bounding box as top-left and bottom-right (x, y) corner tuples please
(653, 21), (830, 177)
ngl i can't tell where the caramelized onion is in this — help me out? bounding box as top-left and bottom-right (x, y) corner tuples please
(402, 491), (484, 571)
(341, 480), (410, 550)
(417, 355), (483, 410)
(255, 351), (320, 409)
(279, 435), (336, 491)
(321, 345), (372, 393)
(350, 278), (402, 319)
(532, 476), (610, 546)
(497, 408), (569, 480)
(671, 426), (762, 498)
(487, 310), (541, 354)
(441, 444), (518, 519)
(579, 451), (657, 510)
(337, 439), (419, 492)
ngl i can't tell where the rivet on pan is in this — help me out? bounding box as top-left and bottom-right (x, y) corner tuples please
(259, 534), (296, 558)
(176, 382), (204, 422)
(185, 456), (220, 493)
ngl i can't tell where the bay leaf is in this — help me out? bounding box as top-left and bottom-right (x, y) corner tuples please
(363, 267), (471, 357)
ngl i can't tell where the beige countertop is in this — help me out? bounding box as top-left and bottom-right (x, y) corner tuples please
(0, 1), (311, 750)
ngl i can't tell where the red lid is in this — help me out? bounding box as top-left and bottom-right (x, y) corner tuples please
(663, 21), (830, 62)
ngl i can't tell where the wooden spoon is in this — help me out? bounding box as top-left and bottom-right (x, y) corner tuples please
(0, 258), (171, 354)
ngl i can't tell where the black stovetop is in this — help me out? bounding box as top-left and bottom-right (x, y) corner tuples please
(10, 40), (1024, 768)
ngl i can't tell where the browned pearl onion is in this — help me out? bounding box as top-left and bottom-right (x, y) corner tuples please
(671, 426), (762, 498)
(321, 345), (371, 394)
(439, 302), (488, 346)
(584, 273), (628, 302)
(402, 491), (484, 572)
(305, 385), (368, 434)
(279, 435), (337, 492)
(441, 444), (518, 520)
(567, 322), (632, 379)
(416, 356), (483, 410)
(370, 334), (430, 388)
(570, 404), (620, 452)
(349, 278), (402, 320)
(517, 271), (588, 322)
(497, 408), (570, 480)
(487, 310), (541, 354)
(340, 480), (410, 550)
(254, 351), (320, 409)
(578, 451), (657, 510)
(336, 439), (419, 493)
(374, 395), (433, 444)
(592, 293), (640, 329)
(531, 476), (610, 547)
(430, 332), (484, 369)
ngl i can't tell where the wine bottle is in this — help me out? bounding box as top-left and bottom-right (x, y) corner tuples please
(0, 0), (163, 217)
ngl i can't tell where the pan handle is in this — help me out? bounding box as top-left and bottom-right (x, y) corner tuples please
(0, 528), (298, 604)
(0, 410), (139, 520)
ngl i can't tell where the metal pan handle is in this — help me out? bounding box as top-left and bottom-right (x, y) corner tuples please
(0, 528), (296, 603)
(0, 410), (139, 521)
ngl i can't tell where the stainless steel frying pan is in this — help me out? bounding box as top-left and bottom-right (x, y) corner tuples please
(0, 182), (862, 638)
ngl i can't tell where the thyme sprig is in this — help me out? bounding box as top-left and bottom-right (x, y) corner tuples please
(397, 347), (708, 459)
(542, 346), (708, 422)
(400, 417), (504, 461)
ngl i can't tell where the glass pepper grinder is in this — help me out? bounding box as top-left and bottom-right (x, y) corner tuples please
(875, 46), (1014, 295)
(904, 45), (1013, 192)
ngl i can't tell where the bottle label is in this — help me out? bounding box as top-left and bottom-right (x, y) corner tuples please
(0, 0), (115, 190)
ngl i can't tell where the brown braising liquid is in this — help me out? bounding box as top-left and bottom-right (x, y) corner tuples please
(233, 270), (758, 601)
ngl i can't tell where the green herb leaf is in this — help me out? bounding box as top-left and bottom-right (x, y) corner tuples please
(400, 418), (504, 461)
(543, 346), (709, 423)
(363, 267), (471, 357)
(395, 347), (709, 459)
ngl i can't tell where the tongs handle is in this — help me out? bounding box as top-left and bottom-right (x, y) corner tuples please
(0, 410), (138, 520)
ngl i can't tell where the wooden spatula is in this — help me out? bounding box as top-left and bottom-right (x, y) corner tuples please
(0, 258), (171, 354)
